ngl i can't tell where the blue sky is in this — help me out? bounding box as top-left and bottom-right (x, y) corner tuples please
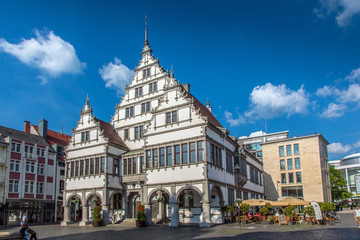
(1, 0), (360, 160)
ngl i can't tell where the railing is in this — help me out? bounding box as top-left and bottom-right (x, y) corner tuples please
(0, 175), (5, 183)
(0, 156), (6, 164)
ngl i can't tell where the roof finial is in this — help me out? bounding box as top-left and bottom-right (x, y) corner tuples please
(142, 15), (152, 55)
(145, 15), (148, 44)
(61, 124), (63, 134)
(206, 98), (212, 112)
(170, 65), (174, 78)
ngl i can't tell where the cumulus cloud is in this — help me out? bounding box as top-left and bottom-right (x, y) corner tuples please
(338, 84), (360, 104)
(0, 30), (85, 83)
(328, 142), (351, 154)
(317, 84), (360, 104)
(354, 141), (360, 148)
(245, 83), (310, 119)
(316, 85), (338, 97)
(320, 103), (347, 118)
(314, 0), (360, 27)
(98, 58), (134, 95)
(224, 111), (245, 127)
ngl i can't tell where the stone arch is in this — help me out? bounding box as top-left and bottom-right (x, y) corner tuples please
(147, 188), (172, 204)
(66, 193), (83, 223)
(85, 192), (103, 206)
(209, 184), (224, 206)
(66, 193), (83, 207)
(175, 186), (203, 202)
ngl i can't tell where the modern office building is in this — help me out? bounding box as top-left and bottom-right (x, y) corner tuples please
(261, 133), (331, 202)
(238, 130), (288, 160)
(330, 153), (360, 205)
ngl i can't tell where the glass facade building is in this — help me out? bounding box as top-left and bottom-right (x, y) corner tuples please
(331, 153), (360, 204)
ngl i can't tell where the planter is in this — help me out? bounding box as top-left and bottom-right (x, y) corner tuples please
(136, 220), (147, 227)
(93, 221), (102, 227)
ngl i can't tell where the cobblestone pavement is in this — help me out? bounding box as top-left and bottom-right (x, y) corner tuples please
(1, 211), (359, 240)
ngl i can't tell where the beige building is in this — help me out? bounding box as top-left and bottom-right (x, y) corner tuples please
(262, 134), (331, 202)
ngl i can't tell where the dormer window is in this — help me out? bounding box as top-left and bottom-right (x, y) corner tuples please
(81, 131), (90, 142)
(143, 68), (150, 78)
(11, 142), (21, 152)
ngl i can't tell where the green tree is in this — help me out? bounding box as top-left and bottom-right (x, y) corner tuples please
(329, 165), (352, 201)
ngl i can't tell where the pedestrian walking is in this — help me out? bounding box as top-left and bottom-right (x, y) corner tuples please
(21, 213), (28, 226)
(354, 206), (360, 228)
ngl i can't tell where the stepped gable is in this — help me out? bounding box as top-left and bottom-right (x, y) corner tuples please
(94, 118), (128, 150)
(32, 125), (71, 146)
(180, 86), (223, 128)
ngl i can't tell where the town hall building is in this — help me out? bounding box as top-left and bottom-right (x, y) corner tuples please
(61, 26), (264, 227)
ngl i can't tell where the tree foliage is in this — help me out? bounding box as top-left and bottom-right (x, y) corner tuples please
(329, 165), (352, 201)
(318, 202), (335, 212)
(239, 203), (250, 215)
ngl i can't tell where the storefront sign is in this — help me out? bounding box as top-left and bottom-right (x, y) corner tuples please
(311, 201), (322, 220)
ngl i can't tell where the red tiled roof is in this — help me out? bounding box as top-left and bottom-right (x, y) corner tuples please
(181, 86), (223, 128)
(94, 118), (129, 150)
(32, 126), (71, 146)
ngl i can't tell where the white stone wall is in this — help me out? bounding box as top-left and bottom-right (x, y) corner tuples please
(66, 175), (106, 190)
(146, 164), (205, 184)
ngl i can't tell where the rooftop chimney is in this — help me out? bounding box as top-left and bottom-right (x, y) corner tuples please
(24, 121), (31, 133)
(38, 119), (48, 139)
(182, 83), (191, 93)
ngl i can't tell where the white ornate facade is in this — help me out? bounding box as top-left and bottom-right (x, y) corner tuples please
(62, 28), (264, 227)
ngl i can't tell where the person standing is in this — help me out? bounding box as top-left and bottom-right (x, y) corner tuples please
(354, 206), (360, 228)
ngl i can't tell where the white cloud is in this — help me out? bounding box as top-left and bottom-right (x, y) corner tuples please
(98, 58), (134, 95)
(316, 85), (338, 97)
(354, 141), (360, 148)
(224, 111), (245, 127)
(245, 83), (310, 119)
(345, 67), (360, 82)
(328, 142), (351, 154)
(338, 84), (360, 104)
(315, 0), (360, 27)
(319, 83), (360, 103)
(320, 103), (347, 118)
(0, 30), (85, 83)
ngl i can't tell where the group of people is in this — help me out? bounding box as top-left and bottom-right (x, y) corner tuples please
(19, 215), (37, 240)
